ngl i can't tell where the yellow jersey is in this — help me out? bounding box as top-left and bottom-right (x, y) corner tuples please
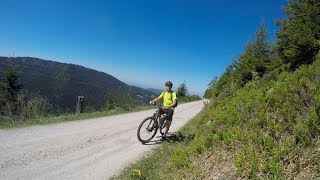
(160, 91), (177, 110)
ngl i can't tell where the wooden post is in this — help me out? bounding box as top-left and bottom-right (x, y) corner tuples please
(76, 96), (84, 115)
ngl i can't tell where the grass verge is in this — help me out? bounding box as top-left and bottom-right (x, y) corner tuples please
(0, 105), (154, 129)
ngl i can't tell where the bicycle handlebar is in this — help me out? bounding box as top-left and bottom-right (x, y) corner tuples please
(150, 102), (167, 111)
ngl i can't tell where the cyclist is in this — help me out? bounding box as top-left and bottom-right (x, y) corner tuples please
(149, 81), (177, 141)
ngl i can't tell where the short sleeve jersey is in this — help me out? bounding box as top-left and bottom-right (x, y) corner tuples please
(160, 91), (177, 110)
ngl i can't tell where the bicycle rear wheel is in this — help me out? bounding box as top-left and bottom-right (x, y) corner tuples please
(137, 117), (158, 143)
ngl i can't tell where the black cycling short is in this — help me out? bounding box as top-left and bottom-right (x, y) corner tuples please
(163, 109), (174, 121)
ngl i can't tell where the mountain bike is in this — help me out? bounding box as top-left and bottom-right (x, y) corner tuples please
(137, 104), (168, 143)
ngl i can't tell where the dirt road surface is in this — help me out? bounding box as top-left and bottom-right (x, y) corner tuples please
(0, 100), (204, 180)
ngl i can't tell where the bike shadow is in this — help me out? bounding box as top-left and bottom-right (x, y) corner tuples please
(142, 132), (195, 145)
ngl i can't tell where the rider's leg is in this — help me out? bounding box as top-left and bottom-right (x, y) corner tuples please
(164, 121), (171, 137)
(163, 109), (174, 137)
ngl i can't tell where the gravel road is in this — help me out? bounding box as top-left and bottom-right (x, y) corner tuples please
(0, 100), (204, 180)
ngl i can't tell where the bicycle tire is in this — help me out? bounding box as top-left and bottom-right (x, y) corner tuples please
(137, 116), (158, 143)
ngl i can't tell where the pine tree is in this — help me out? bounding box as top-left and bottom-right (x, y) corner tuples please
(236, 22), (271, 85)
(177, 82), (188, 97)
(203, 76), (218, 98)
(0, 62), (23, 116)
(277, 0), (320, 69)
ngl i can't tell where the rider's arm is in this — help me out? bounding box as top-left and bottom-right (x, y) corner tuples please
(150, 95), (162, 104)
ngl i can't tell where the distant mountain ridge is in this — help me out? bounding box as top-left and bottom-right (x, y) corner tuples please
(144, 88), (163, 95)
(0, 57), (157, 113)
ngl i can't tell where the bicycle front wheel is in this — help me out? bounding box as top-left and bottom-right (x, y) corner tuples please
(137, 117), (158, 143)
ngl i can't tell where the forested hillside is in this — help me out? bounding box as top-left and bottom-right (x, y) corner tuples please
(0, 57), (157, 115)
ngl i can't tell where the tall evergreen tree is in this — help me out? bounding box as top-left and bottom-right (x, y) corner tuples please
(203, 76), (218, 98)
(236, 22), (271, 85)
(277, 0), (320, 69)
(177, 82), (188, 97)
(0, 62), (23, 115)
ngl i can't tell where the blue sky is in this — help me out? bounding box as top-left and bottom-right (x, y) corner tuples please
(0, 0), (287, 95)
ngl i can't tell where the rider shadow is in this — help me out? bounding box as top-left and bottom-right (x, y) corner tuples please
(142, 132), (195, 145)
(165, 132), (195, 143)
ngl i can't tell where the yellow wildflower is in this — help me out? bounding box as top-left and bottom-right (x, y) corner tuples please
(132, 169), (142, 176)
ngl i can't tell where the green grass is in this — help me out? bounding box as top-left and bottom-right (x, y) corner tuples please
(200, 58), (320, 178)
(0, 105), (154, 129)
